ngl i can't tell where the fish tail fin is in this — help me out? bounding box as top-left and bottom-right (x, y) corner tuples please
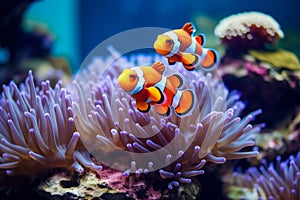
(168, 74), (183, 88)
(181, 53), (198, 71)
(168, 58), (176, 65)
(175, 90), (195, 116)
(200, 48), (219, 71)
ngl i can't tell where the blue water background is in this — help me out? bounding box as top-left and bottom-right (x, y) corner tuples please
(26, 0), (300, 71)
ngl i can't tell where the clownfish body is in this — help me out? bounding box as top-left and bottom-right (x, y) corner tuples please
(118, 62), (195, 116)
(154, 22), (219, 71)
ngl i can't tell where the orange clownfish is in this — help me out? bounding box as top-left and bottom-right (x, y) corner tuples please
(118, 62), (195, 116)
(154, 22), (219, 71)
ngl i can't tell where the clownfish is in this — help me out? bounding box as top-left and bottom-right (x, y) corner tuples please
(118, 62), (195, 116)
(154, 22), (219, 71)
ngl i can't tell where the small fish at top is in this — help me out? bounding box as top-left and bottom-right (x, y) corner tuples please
(154, 22), (219, 71)
(118, 62), (195, 116)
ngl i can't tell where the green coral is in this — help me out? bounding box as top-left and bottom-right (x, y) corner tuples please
(226, 186), (261, 200)
(249, 49), (300, 70)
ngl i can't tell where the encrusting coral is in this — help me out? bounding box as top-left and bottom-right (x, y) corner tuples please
(39, 167), (165, 200)
(249, 49), (300, 71)
(72, 50), (262, 189)
(0, 71), (101, 176)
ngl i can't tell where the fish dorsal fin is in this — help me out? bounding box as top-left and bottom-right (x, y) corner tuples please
(152, 62), (165, 74)
(182, 22), (194, 35)
(195, 34), (205, 46)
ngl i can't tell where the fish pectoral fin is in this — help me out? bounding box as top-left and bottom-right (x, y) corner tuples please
(175, 90), (195, 116)
(168, 74), (183, 88)
(182, 22), (194, 35)
(181, 53), (199, 71)
(152, 62), (165, 74)
(147, 86), (164, 103)
(195, 34), (205, 46)
(168, 61), (176, 65)
(168, 58), (176, 65)
(201, 49), (218, 70)
(155, 104), (170, 116)
(136, 101), (150, 113)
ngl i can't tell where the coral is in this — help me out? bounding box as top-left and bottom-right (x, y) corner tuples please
(223, 151), (300, 200)
(39, 168), (161, 200)
(254, 109), (300, 163)
(0, 71), (101, 175)
(215, 14), (300, 199)
(249, 49), (300, 70)
(39, 167), (202, 200)
(216, 13), (300, 128)
(219, 55), (300, 129)
(72, 50), (262, 189)
(214, 11), (284, 56)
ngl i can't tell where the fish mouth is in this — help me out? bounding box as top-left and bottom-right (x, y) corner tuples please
(118, 73), (130, 92)
(153, 41), (170, 56)
(154, 42), (170, 56)
(118, 79), (133, 92)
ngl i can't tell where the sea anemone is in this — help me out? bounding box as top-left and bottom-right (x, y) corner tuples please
(0, 71), (101, 176)
(223, 151), (300, 200)
(72, 50), (262, 189)
(214, 11), (284, 56)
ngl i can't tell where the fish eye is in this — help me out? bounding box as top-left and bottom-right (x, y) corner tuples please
(166, 39), (173, 45)
(129, 74), (137, 80)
